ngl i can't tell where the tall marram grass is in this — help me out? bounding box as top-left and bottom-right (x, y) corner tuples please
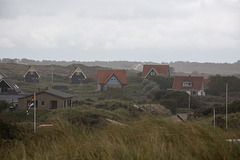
(1, 117), (239, 160)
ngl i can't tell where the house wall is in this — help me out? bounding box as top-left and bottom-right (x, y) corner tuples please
(18, 93), (72, 110)
(97, 83), (126, 91)
(185, 90), (205, 96)
(106, 75), (121, 85)
(71, 72), (85, 84)
(25, 72), (39, 83)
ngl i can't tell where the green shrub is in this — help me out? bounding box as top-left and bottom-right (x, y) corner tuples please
(0, 120), (21, 140)
(160, 99), (177, 114)
(0, 100), (9, 112)
(148, 75), (174, 89)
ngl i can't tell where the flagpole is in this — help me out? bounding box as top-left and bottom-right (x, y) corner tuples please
(34, 92), (36, 133)
(226, 83), (228, 130)
(213, 108), (215, 132)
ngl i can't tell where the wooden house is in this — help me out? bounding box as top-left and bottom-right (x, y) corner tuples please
(23, 66), (40, 83)
(171, 76), (208, 96)
(18, 89), (73, 110)
(142, 65), (170, 78)
(0, 72), (26, 106)
(97, 70), (127, 91)
(69, 67), (87, 84)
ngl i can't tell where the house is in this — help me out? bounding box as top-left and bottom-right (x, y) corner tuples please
(0, 73), (26, 106)
(69, 67), (87, 84)
(18, 89), (73, 110)
(23, 66), (40, 83)
(97, 70), (127, 91)
(142, 65), (170, 78)
(171, 76), (207, 96)
(52, 85), (69, 90)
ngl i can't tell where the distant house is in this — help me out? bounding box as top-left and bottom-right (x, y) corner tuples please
(97, 70), (127, 91)
(171, 76), (208, 96)
(18, 89), (73, 110)
(69, 67), (86, 84)
(23, 66), (40, 83)
(0, 73), (26, 106)
(142, 65), (170, 78)
(52, 85), (69, 90)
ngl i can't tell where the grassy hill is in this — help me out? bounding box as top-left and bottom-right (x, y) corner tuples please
(0, 62), (109, 82)
(0, 107), (240, 160)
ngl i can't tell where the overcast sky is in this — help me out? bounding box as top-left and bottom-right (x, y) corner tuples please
(0, 0), (240, 63)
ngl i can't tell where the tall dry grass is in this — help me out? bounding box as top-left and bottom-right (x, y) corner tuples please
(1, 117), (239, 160)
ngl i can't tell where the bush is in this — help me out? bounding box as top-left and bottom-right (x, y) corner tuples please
(152, 90), (168, 100)
(0, 120), (21, 140)
(148, 75), (174, 89)
(0, 100), (9, 112)
(160, 99), (177, 114)
(162, 91), (189, 108)
(208, 75), (240, 96)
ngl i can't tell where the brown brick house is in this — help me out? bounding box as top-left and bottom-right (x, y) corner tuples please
(18, 89), (73, 110)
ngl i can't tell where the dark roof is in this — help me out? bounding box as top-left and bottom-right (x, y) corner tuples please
(52, 85), (69, 90)
(98, 70), (127, 85)
(0, 72), (8, 79)
(0, 95), (27, 103)
(43, 89), (73, 98)
(142, 65), (169, 78)
(172, 76), (204, 91)
(23, 66), (40, 78)
(69, 67), (86, 78)
(19, 89), (73, 100)
(0, 77), (25, 95)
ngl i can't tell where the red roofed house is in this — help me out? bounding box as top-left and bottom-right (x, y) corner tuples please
(142, 65), (170, 78)
(97, 70), (127, 91)
(172, 76), (208, 96)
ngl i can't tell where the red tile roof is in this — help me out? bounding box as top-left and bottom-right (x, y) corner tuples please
(98, 70), (127, 85)
(142, 65), (169, 78)
(172, 76), (204, 91)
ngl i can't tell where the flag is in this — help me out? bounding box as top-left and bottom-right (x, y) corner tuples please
(26, 96), (34, 115)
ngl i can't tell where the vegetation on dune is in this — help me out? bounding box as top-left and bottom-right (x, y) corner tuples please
(1, 115), (240, 160)
(2, 62), (240, 159)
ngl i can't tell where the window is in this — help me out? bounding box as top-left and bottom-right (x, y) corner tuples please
(50, 101), (57, 109)
(182, 82), (192, 87)
(41, 101), (44, 105)
(151, 72), (156, 75)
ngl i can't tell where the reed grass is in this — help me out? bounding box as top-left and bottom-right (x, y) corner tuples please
(1, 117), (239, 160)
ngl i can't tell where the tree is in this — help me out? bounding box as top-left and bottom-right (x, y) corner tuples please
(208, 75), (240, 96)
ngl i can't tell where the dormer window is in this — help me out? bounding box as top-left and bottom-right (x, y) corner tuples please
(151, 72), (156, 75)
(183, 81), (192, 87)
